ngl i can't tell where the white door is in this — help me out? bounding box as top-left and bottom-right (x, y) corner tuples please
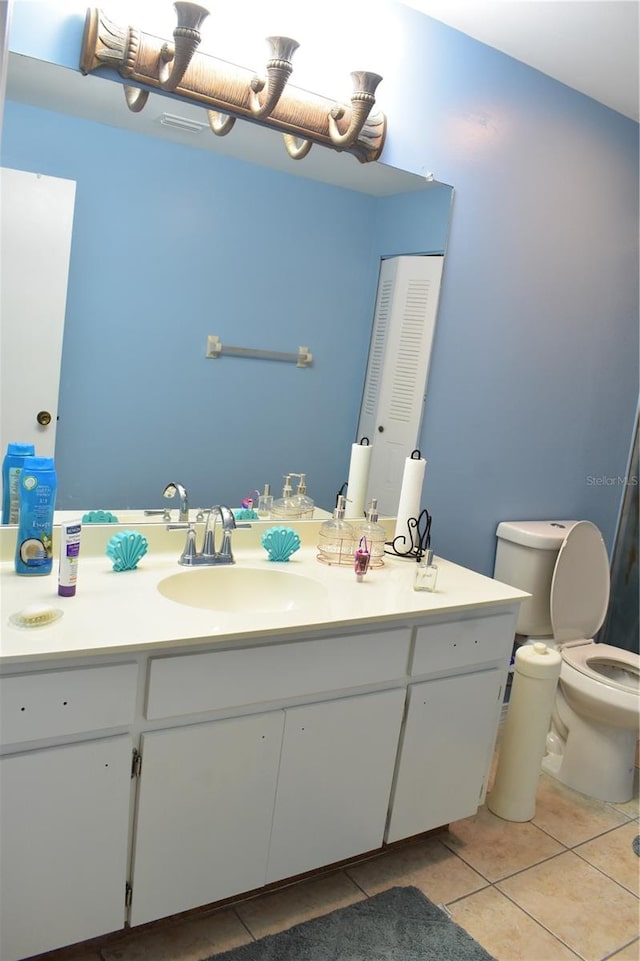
(387, 669), (502, 843)
(0, 736), (132, 961)
(357, 255), (443, 514)
(266, 688), (405, 883)
(129, 711), (284, 926)
(0, 167), (76, 457)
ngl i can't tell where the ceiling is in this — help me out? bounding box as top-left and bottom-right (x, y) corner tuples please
(402, 1), (639, 122)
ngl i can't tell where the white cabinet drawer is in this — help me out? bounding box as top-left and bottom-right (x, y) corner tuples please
(411, 612), (515, 676)
(146, 629), (411, 720)
(0, 664), (138, 745)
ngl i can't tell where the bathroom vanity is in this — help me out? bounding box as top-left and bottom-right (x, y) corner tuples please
(0, 524), (527, 960)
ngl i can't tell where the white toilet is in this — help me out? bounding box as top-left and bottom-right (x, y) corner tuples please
(494, 519), (640, 803)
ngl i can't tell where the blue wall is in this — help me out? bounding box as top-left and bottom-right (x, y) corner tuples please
(5, 0), (639, 576)
(375, 5), (638, 573)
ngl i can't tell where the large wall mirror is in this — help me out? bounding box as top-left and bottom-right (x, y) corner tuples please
(2, 51), (453, 520)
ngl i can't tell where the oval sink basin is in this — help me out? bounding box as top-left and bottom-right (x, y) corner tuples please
(158, 566), (328, 613)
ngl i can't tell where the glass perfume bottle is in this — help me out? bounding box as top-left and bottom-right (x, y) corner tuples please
(414, 549), (438, 592)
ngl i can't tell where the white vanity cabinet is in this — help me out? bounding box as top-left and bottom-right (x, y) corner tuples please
(129, 629), (411, 925)
(0, 583), (524, 959)
(129, 711), (284, 926)
(266, 687), (406, 883)
(130, 687), (407, 926)
(0, 663), (138, 961)
(386, 612), (516, 843)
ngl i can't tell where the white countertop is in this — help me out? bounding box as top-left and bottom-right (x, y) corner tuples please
(0, 523), (528, 665)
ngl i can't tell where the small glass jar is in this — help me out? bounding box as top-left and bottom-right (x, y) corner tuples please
(414, 549), (438, 592)
(257, 483), (273, 516)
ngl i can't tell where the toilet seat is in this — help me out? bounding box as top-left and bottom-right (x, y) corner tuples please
(549, 521), (610, 644)
(561, 641), (640, 695)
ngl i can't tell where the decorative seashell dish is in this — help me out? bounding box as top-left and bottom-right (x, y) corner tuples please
(82, 510), (120, 524)
(261, 526), (301, 562)
(106, 530), (149, 572)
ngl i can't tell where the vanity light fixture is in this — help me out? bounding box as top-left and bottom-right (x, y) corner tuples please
(80, 4), (387, 164)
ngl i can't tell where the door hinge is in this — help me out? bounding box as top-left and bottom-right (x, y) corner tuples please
(131, 748), (142, 778)
(125, 882), (133, 908)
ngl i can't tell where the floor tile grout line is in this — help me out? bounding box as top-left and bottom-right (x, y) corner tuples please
(488, 883), (589, 961)
(568, 844), (640, 899)
(528, 815), (630, 851)
(599, 934), (640, 961)
(230, 906), (258, 945)
(441, 838), (576, 889)
(342, 870), (374, 900)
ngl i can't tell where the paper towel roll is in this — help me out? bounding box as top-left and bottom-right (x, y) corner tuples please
(394, 454), (426, 543)
(487, 642), (561, 821)
(344, 442), (372, 519)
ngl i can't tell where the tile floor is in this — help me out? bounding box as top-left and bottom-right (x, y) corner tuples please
(26, 764), (639, 961)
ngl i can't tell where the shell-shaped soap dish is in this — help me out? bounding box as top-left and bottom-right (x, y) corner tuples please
(106, 530), (149, 572)
(83, 510), (119, 524)
(261, 526), (301, 562)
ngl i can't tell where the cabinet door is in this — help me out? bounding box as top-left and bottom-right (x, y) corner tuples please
(129, 711), (284, 926)
(0, 736), (132, 961)
(266, 688), (405, 884)
(387, 669), (502, 843)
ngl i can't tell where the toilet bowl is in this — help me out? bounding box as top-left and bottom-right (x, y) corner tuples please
(495, 520), (640, 803)
(542, 640), (639, 802)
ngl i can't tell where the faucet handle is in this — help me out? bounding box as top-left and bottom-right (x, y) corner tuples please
(166, 522), (198, 565)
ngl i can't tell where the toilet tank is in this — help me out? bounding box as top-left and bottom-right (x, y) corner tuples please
(494, 521), (577, 636)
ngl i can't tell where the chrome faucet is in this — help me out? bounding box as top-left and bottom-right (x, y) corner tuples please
(167, 505), (251, 566)
(162, 482), (189, 522)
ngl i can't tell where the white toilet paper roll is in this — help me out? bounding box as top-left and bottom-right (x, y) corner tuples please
(394, 455), (426, 543)
(344, 443), (372, 519)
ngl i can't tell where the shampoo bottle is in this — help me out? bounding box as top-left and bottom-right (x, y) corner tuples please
(2, 443), (35, 524)
(14, 456), (58, 575)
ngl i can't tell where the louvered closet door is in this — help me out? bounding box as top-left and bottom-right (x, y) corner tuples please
(357, 255), (444, 515)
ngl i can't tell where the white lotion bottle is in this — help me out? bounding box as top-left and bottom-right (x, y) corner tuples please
(58, 519), (82, 596)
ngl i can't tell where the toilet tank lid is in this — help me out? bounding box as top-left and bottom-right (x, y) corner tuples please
(496, 520), (578, 549)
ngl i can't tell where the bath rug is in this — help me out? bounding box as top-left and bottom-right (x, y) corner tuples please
(633, 835), (640, 856)
(204, 885), (497, 961)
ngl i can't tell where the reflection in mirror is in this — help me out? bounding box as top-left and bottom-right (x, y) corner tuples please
(2, 53), (453, 520)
